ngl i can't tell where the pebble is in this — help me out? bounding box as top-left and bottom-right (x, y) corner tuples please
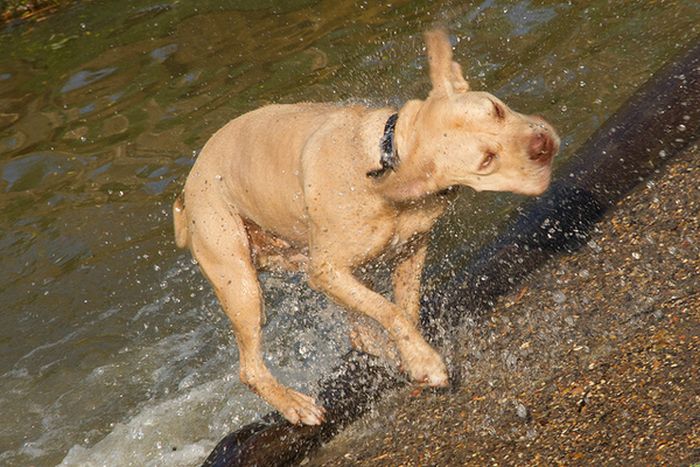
(552, 290), (567, 304)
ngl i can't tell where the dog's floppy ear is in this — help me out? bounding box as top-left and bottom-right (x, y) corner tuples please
(424, 28), (470, 96)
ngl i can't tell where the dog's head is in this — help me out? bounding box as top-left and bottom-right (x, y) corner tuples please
(395, 29), (559, 197)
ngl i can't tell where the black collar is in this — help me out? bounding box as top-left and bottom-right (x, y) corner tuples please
(367, 113), (399, 178)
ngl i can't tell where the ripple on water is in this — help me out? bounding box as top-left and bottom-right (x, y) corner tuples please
(60, 67), (118, 94)
(1, 151), (83, 192)
(150, 44), (178, 63)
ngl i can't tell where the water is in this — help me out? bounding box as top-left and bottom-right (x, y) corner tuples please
(1, 1), (697, 465)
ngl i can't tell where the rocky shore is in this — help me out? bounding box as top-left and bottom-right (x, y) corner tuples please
(310, 144), (699, 465)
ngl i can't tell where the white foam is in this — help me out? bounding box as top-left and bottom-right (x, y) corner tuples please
(0, 252), (347, 466)
(58, 264), (349, 466)
(60, 377), (265, 467)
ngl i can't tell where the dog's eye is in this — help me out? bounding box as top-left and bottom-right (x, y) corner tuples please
(480, 151), (497, 170)
(491, 101), (505, 121)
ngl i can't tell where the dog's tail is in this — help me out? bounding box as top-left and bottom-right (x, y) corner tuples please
(173, 194), (189, 249)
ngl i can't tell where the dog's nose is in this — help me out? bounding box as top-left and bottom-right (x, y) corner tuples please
(529, 131), (556, 163)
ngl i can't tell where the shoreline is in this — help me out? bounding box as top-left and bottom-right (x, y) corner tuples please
(311, 143), (699, 465)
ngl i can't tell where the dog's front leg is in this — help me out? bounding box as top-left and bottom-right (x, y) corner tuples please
(308, 256), (447, 386)
(346, 240), (428, 364)
(392, 239), (428, 326)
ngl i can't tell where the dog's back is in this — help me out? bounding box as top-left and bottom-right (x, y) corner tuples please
(184, 103), (366, 244)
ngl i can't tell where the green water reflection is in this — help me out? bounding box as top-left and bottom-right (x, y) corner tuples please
(0, 0), (697, 464)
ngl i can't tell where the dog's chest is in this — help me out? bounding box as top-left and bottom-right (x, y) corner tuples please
(387, 201), (447, 252)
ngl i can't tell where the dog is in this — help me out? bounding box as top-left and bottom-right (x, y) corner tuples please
(173, 29), (559, 426)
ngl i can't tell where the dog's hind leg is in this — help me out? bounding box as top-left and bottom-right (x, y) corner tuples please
(189, 204), (325, 425)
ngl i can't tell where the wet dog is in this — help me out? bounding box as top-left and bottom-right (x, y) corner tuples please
(173, 29), (559, 425)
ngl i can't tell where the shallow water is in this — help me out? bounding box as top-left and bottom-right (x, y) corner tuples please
(0, 1), (697, 465)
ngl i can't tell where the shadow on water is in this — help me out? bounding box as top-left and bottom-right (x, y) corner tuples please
(0, 0), (697, 465)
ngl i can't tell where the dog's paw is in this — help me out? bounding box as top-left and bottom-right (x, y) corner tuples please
(277, 388), (326, 426)
(244, 372), (325, 425)
(399, 341), (449, 387)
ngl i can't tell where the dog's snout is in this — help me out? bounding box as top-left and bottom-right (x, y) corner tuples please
(529, 131), (555, 163)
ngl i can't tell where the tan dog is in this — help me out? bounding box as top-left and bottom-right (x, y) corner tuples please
(173, 29), (559, 426)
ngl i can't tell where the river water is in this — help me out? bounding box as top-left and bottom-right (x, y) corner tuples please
(1, 1), (697, 465)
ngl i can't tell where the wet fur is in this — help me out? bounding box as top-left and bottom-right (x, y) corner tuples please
(173, 29), (559, 425)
